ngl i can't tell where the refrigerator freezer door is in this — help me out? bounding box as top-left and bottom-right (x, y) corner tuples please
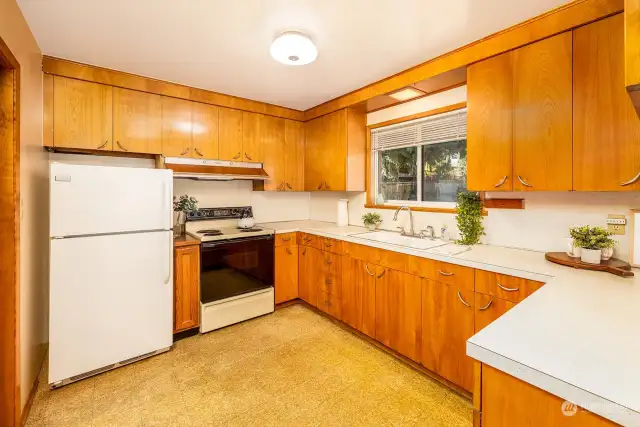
(50, 163), (173, 237)
(49, 230), (173, 385)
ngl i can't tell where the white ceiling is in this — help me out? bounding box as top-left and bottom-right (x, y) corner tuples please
(18, 0), (570, 111)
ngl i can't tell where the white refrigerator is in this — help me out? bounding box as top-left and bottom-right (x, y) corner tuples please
(49, 163), (174, 387)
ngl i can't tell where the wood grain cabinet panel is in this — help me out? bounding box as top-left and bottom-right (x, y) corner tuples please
(626, 0), (640, 114)
(304, 115), (325, 191)
(298, 246), (319, 307)
(218, 107), (243, 161)
(53, 76), (112, 150)
(284, 120), (305, 191)
(275, 232), (297, 247)
(319, 251), (342, 298)
(174, 245), (200, 333)
(322, 109), (348, 191)
(341, 257), (377, 339)
(318, 290), (342, 320)
(242, 111), (271, 163)
(375, 267), (422, 362)
(430, 261), (475, 290)
(258, 115), (286, 191)
(467, 52), (513, 191)
(475, 270), (544, 303)
(422, 279), (475, 392)
(191, 102), (219, 159)
(513, 32), (573, 191)
(161, 97), (192, 157)
(275, 245), (298, 304)
(474, 293), (515, 333)
(574, 14), (640, 191)
(113, 88), (162, 154)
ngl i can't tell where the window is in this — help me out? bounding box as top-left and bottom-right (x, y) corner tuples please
(372, 108), (467, 207)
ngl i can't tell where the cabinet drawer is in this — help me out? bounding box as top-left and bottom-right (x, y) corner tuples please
(318, 236), (343, 254)
(475, 270), (544, 303)
(430, 261), (475, 290)
(474, 293), (516, 333)
(275, 232), (297, 247)
(319, 251), (342, 298)
(405, 255), (435, 278)
(298, 232), (317, 247)
(318, 290), (342, 320)
(343, 242), (381, 264)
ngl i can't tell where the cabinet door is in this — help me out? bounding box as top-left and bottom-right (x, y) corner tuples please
(218, 107), (243, 161)
(322, 109), (348, 191)
(261, 115), (286, 191)
(474, 293), (515, 333)
(161, 97), (192, 157)
(319, 251), (342, 298)
(574, 14), (640, 191)
(298, 246), (319, 306)
(513, 32), (573, 191)
(275, 245), (298, 304)
(304, 116), (325, 191)
(242, 112), (269, 163)
(341, 257), (376, 338)
(375, 268), (422, 362)
(421, 279), (475, 392)
(174, 245), (200, 333)
(192, 103), (219, 159)
(113, 88), (162, 154)
(53, 76), (112, 150)
(467, 53), (513, 191)
(284, 120), (305, 191)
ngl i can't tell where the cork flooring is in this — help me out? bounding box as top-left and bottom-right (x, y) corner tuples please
(26, 304), (472, 427)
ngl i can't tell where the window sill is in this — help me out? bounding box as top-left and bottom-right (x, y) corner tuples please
(364, 204), (488, 216)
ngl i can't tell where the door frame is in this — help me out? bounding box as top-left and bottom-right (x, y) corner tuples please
(0, 35), (21, 427)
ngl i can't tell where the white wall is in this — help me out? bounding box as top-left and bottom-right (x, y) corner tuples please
(310, 86), (640, 261)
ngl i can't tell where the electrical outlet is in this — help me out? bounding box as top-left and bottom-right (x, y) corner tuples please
(607, 214), (626, 235)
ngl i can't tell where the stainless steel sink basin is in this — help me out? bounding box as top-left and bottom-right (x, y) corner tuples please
(349, 230), (448, 251)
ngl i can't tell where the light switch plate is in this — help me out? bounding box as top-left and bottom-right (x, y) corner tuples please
(607, 214), (626, 235)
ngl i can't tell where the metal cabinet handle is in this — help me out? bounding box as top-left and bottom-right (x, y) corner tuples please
(303, 237), (312, 243)
(285, 247), (293, 255)
(377, 269), (386, 279)
(324, 181), (330, 190)
(281, 237), (292, 242)
(457, 291), (471, 307)
(245, 152), (252, 161)
(437, 270), (454, 277)
(286, 182), (292, 190)
(325, 278), (332, 285)
(324, 242), (333, 247)
(96, 140), (108, 149)
(194, 148), (204, 157)
(621, 172), (640, 186)
(233, 152), (241, 160)
(116, 141), (128, 151)
(302, 248), (306, 255)
(324, 257), (332, 265)
(277, 181), (284, 191)
(317, 182), (323, 190)
(497, 283), (519, 292)
(180, 148), (190, 155)
(365, 264), (375, 276)
(478, 299), (493, 311)
(494, 176), (507, 188)
(517, 175), (532, 188)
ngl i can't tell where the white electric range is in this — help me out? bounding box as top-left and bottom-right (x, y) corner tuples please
(186, 207), (275, 333)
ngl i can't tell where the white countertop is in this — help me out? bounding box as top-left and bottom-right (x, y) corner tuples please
(259, 220), (640, 426)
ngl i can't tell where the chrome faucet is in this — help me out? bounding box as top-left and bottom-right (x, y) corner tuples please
(423, 225), (436, 241)
(393, 206), (415, 237)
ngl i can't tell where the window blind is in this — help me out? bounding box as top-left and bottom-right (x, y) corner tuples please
(371, 108), (467, 152)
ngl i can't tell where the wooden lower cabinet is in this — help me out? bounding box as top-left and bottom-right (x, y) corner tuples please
(481, 365), (618, 427)
(275, 245), (298, 304)
(474, 293), (516, 333)
(422, 279), (475, 392)
(341, 257), (377, 339)
(174, 245), (200, 333)
(298, 245), (317, 306)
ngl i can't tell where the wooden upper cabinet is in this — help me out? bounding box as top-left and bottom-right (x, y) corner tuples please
(467, 53), (513, 191)
(261, 116), (286, 191)
(174, 245), (200, 333)
(304, 114), (325, 191)
(341, 257), (376, 339)
(626, 0), (640, 115)
(218, 107), (243, 161)
(513, 32), (573, 191)
(161, 97), (192, 157)
(191, 102), (219, 159)
(242, 112), (267, 163)
(284, 120), (305, 191)
(322, 109), (348, 191)
(53, 76), (112, 151)
(113, 88), (162, 154)
(574, 14), (640, 191)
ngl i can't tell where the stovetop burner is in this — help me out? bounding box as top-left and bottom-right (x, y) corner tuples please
(197, 229), (223, 236)
(237, 227), (263, 233)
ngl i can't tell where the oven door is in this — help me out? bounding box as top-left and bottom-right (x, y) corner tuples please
(200, 235), (274, 304)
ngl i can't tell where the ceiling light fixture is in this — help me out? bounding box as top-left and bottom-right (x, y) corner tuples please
(388, 87), (425, 101)
(270, 31), (317, 66)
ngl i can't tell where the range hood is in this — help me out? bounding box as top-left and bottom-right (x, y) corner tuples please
(162, 157), (269, 181)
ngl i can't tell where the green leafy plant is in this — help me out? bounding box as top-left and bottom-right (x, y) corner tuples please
(173, 195), (199, 213)
(362, 212), (382, 226)
(455, 191), (484, 245)
(569, 225), (615, 250)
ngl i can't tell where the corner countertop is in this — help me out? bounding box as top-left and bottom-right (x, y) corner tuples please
(173, 234), (201, 247)
(258, 220), (640, 426)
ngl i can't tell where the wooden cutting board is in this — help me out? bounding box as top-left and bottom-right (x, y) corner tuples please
(545, 252), (634, 277)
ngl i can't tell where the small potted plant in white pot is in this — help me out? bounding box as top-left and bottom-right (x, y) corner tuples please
(569, 225), (616, 264)
(362, 212), (382, 231)
(173, 195), (198, 237)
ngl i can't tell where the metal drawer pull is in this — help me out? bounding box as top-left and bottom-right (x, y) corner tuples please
(494, 176), (507, 188)
(478, 299), (493, 311)
(325, 258), (332, 265)
(194, 148), (204, 157)
(317, 182), (323, 190)
(457, 291), (471, 307)
(324, 242), (333, 247)
(180, 148), (190, 155)
(233, 152), (241, 159)
(285, 248), (293, 255)
(277, 182), (284, 191)
(437, 270), (454, 277)
(245, 152), (252, 161)
(116, 141), (128, 151)
(281, 237), (292, 242)
(324, 181), (330, 190)
(325, 278), (332, 285)
(365, 264), (375, 276)
(302, 248), (306, 255)
(377, 270), (386, 279)
(497, 283), (519, 292)
(621, 172), (640, 186)
(517, 175), (532, 188)
(96, 140), (108, 149)
(286, 182), (293, 190)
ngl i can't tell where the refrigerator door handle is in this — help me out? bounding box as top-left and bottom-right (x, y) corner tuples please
(163, 179), (171, 222)
(165, 237), (172, 285)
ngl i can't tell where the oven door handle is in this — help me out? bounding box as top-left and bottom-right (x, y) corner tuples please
(201, 235), (274, 249)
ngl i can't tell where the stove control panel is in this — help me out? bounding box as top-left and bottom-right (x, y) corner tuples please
(186, 206), (253, 221)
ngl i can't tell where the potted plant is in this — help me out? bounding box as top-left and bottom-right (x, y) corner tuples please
(569, 226), (616, 264)
(362, 212), (382, 231)
(455, 191), (485, 245)
(173, 195), (198, 237)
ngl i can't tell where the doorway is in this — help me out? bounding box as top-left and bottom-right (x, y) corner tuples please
(0, 36), (20, 427)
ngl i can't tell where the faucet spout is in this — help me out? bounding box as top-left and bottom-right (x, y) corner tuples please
(393, 206), (414, 236)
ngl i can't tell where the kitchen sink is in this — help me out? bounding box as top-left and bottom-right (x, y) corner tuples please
(349, 230), (448, 251)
